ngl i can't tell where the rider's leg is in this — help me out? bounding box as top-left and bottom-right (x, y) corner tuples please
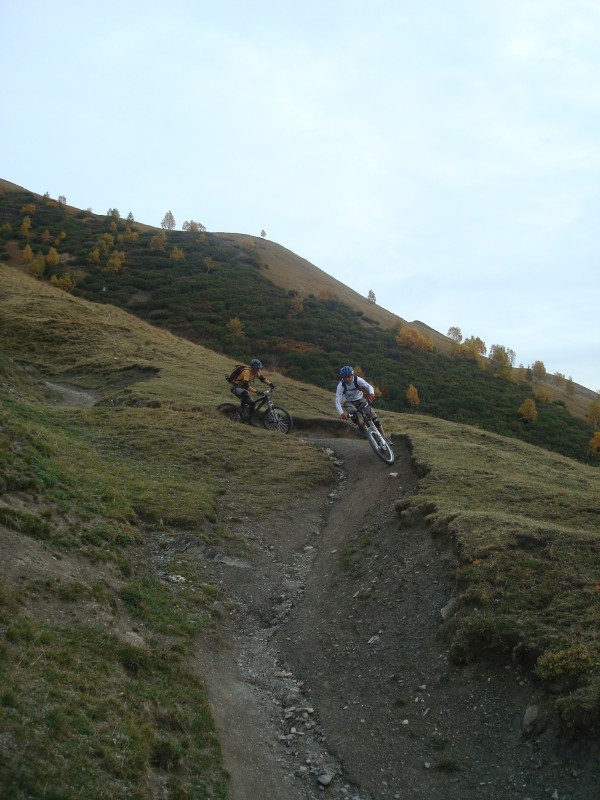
(365, 405), (387, 437)
(345, 400), (365, 431)
(232, 387), (252, 418)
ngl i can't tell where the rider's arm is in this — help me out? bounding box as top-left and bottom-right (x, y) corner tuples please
(357, 377), (374, 396)
(335, 384), (345, 415)
(258, 373), (275, 388)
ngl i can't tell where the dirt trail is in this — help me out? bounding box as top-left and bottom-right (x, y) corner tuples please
(196, 434), (599, 800)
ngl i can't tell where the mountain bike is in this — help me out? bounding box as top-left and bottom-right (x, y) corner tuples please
(217, 388), (293, 434)
(352, 401), (395, 464)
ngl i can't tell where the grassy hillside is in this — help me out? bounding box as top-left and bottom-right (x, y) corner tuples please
(0, 184), (597, 466)
(1, 267), (599, 799)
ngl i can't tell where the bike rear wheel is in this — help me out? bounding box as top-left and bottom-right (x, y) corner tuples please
(263, 405), (293, 434)
(366, 426), (395, 464)
(217, 403), (244, 423)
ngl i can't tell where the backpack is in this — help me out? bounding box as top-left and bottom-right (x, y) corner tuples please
(342, 375), (361, 393)
(225, 364), (248, 383)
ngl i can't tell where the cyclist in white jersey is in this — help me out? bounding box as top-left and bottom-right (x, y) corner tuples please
(335, 365), (388, 439)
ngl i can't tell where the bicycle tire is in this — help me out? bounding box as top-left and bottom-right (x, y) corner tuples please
(217, 403), (243, 423)
(263, 405), (293, 434)
(366, 426), (395, 464)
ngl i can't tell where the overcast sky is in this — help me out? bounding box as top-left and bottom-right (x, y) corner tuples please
(1, 0), (598, 392)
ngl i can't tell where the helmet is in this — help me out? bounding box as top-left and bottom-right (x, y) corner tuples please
(339, 365), (354, 378)
(251, 358), (263, 370)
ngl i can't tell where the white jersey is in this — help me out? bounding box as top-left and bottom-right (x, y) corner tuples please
(335, 376), (374, 414)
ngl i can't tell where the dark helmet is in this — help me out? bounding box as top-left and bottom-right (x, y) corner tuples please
(251, 358), (263, 370)
(339, 365), (354, 378)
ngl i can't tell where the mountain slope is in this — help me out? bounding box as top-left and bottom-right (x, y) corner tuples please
(0, 181), (597, 465)
(1, 265), (599, 799)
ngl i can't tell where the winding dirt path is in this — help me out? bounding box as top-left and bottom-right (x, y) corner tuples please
(195, 434), (599, 800)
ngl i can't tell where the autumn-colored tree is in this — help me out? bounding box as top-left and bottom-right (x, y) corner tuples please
(20, 243), (33, 264)
(57, 195), (67, 206)
(88, 248), (101, 265)
(127, 212), (134, 222)
(203, 256), (215, 274)
(41, 229), (51, 243)
(367, 290), (376, 304)
(117, 228), (139, 244)
(107, 208), (120, 220)
(565, 377), (575, 396)
(46, 247), (60, 268)
(161, 210), (176, 231)
(587, 400), (600, 430)
(516, 364), (527, 383)
(105, 250), (126, 274)
(379, 377), (390, 397)
(447, 326), (462, 343)
(590, 432), (600, 452)
(21, 203), (36, 213)
(50, 272), (75, 292)
(317, 287), (337, 301)
(396, 326), (433, 352)
(20, 216), (32, 237)
(531, 360), (546, 381)
(29, 254), (45, 279)
(535, 388), (551, 403)
(489, 344), (515, 381)
(54, 231), (67, 246)
(459, 336), (486, 362)
(226, 317), (245, 339)
(518, 398), (538, 423)
(290, 294), (304, 314)
(170, 246), (185, 261)
(406, 384), (420, 409)
(150, 230), (167, 251)
(553, 372), (565, 387)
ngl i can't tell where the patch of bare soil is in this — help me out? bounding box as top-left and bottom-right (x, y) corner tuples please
(195, 434), (599, 800)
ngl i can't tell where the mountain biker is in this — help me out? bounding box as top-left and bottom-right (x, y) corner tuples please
(335, 365), (388, 439)
(228, 359), (275, 420)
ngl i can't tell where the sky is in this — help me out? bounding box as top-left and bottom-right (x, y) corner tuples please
(1, 0), (598, 392)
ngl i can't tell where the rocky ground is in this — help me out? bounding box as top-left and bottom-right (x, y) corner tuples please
(189, 432), (600, 800)
(9, 383), (599, 799)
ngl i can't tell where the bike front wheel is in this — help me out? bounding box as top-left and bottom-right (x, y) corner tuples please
(263, 405), (293, 434)
(366, 426), (395, 464)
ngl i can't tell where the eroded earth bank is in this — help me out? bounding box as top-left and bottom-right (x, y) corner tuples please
(188, 435), (598, 800)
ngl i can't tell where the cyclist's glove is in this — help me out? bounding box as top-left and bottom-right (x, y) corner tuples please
(368, 394), (376, 403)
(340, 413), (348, 421)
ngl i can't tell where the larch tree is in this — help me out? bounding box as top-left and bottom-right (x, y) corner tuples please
(161, 210), (176, 231)
(518, 398), (538, 424)
(20, 243), (33, 264)
(406, 384), (420, 409)
(587, 400), (600, 430)
(20, 216), (32, 237)
(46, 247), (60, 268)
(367, 290), (376, 304)
(590, 431), (600, 452)
(447, 326), (462, 343)
(532, 360), (546, 381)
(226, 317), (245, 339)
(105, 250), (126, 274)
(150, 230), (167, 251)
